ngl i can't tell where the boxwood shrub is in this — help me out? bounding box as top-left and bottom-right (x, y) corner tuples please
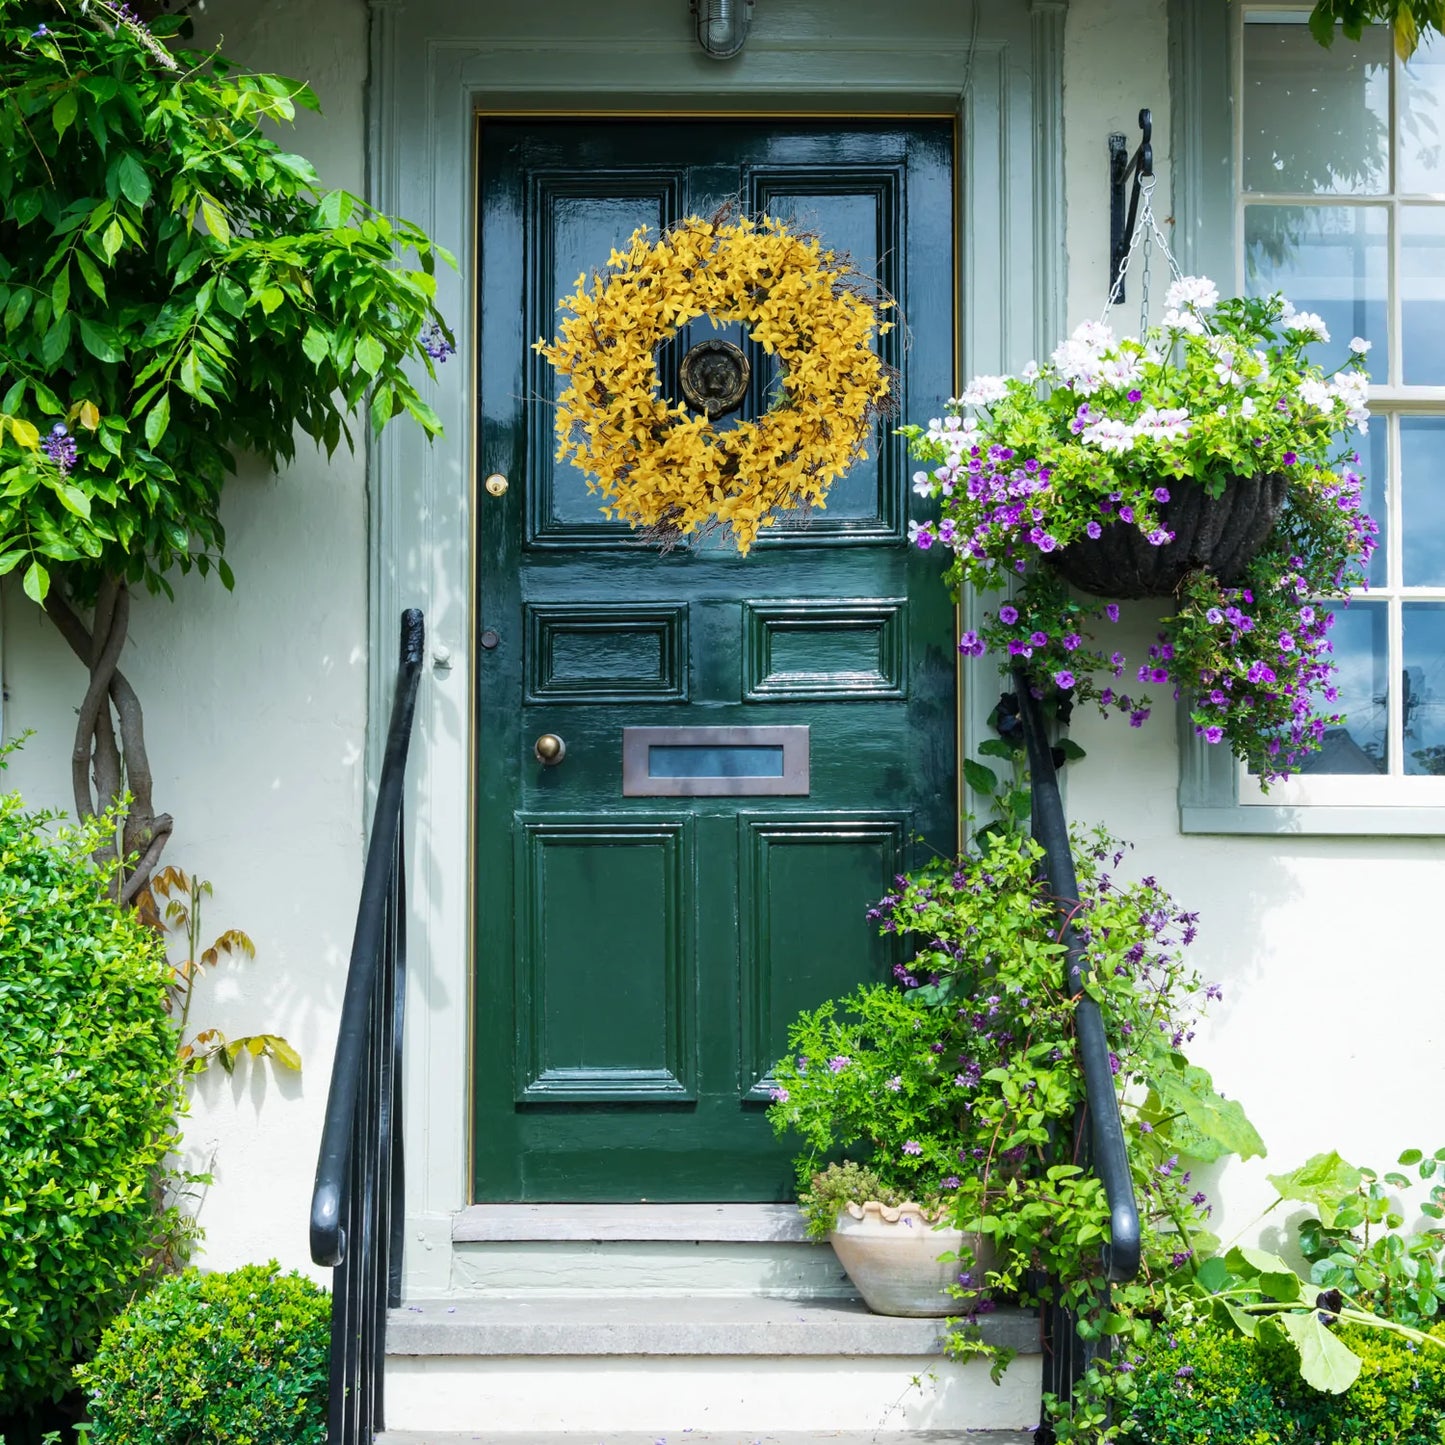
(1119, 1316), (1445, 1444)
(0, 788), (178, 1411)
(75, 1263), (330, 1445)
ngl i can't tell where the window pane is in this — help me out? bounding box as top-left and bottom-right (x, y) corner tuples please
(1243, 18), (1390, 195)
(1400, 31), (1445, 193)
(1404, 602), (1445, 773)
(1244, 205), (1388, 375)
(1401, 417), (1445, 584)
(1344, 423), (1389, 590)
(1402, 208), (1445, 384)
(1298, 600), (1389, 774)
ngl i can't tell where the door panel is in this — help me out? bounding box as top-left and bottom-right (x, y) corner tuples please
(475, 119), (956, 1201)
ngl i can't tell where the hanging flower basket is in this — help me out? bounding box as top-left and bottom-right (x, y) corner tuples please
(1048, 470), (1290, 599)
(902, 276), (1377, 783)
(534, 211), (895, 554)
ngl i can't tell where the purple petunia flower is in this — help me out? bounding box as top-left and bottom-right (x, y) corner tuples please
(1105, 603), (1120, 622)
(1054, 670), (1075, 690)
(998, 604), (1019, 625)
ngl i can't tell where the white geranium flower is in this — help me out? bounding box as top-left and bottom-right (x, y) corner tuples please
(912, 471), (934, 497)
(1071, 319), (1115, 350)
(1080, 416), (1137, 454)
(1240, 395), (1257, 419)
(1349, 336), (1372, 355)
(1161, 307), (1207, 337)
(1285, 311), (1331, 343)
(1333, 370), (1371, 432)
(1100, 354), (1142, 388)
(1163, 275), (1220, 312)
(1022, 360), (1041, 382)
(959, 374), (1010, 406)
(1297, 378), (1334, 411)
(1134, 406), (1191, 441)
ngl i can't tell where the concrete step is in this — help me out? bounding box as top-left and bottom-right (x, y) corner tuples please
(447, 1205), (850, 1300)
(378, 1433), (1039, 1444)
(384, 1296), (1042, 1434)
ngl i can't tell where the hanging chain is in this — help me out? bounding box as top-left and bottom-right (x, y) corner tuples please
(1101, 176), (1185, 332)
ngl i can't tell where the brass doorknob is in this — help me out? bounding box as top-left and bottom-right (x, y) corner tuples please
(534, 733), (566, 765)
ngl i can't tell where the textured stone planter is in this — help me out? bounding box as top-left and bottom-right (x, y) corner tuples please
(828, 1201), (992, 1318)
(1049, 471), (1289, 599)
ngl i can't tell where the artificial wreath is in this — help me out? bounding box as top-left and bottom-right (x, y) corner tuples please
(535, 212), (895, 553)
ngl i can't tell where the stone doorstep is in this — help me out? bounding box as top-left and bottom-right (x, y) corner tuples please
(376, 1433), (1038, 1445)
(453, 1204), (812, 1244)
(387, 1294), (1040, 1358)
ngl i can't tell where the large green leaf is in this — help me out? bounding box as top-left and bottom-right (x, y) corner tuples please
(1276, 1311), (1363, 1394)
(1224, 1246), (1304, 1302)
(1151, 1057), (1267, 1161)
(1268, 1152), (1363, 1228)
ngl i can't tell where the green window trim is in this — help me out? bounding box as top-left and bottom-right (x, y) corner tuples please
(1169, 0), (1445, 836)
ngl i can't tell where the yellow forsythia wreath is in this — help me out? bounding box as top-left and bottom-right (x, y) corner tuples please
(534, 213), (895, 553)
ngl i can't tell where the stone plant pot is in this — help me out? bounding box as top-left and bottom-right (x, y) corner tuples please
(1048, 471), (1289, 599)
(828, 1200), (992, 1318)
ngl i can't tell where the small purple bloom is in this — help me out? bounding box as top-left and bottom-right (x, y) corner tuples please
(827, 1055), (851, 1073)
(1085, 520), (1103, 539)
(1105, 603), (1120, 622)
(1153, 487), (1170, 503)
(902, 1140), (923, 1156)
(1054, 670), (1075, 690)
(998, 604), (1019, 625)
(42, 424), (77, 477)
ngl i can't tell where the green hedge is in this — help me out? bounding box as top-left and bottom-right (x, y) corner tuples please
(1119, 1317), (1445, 1444)
(75, 1262), (330, 1445)
(0, 790), (178, 1411)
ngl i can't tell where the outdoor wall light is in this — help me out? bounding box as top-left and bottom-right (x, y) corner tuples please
(690, 0), (755, 59)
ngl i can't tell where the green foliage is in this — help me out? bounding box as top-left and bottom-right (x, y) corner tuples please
(1107, 1316), (1445, 1445)
(767, 821), (1259, 1339)
(1275, 1147), (1445, 1329)
(75, 1262), (330, 1445)
(0, 781), (179, 1411)
(1310, 0), (1445, 57)
(0, 1), (453, 599)
(148, 865), (300, 1077)
(797, 1161), (908, 1238)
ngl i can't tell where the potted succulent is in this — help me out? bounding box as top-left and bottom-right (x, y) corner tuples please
(902, 278), (1377, 782)
(767, 817), (1263, 1336)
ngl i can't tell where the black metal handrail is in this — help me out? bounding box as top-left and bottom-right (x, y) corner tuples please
(310, 608), (425, 1445)
(1011, 673), (1141, 1442)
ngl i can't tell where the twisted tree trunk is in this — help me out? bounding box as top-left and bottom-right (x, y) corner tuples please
(45, 578), (172, 903)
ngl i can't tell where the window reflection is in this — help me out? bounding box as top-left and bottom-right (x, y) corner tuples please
(1298, 601), (1389, 773)
(1244, 205), (1388, 374)
(1400, 31), (1445, 193)
(1404, 603), (1445, 774)
(1402, 208), (1445, 384)
(1243, 18), (1390, 195)
(1401, 418), (1445, 585)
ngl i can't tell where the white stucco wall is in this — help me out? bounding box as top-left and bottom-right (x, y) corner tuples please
(0, 0), (370, 1279)
(0, 0), (1437, 1288)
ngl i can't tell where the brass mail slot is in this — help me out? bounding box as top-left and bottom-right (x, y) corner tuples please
(621, 725), (810, 797)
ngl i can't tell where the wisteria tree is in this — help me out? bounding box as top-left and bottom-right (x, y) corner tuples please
(0, 1), (453, 899)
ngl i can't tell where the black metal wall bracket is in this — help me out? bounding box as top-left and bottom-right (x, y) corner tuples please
(1108, 107), (1154, 303)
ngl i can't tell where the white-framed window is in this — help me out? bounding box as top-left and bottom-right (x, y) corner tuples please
(1180, 6), (1445, 833)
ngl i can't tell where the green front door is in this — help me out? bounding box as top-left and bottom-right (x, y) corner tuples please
(474, 118), (956, 1201)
